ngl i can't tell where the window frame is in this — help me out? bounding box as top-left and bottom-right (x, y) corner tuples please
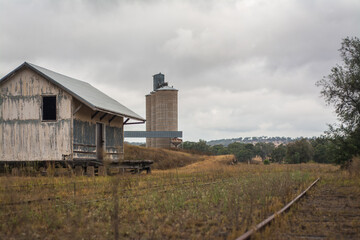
(41, 95), (57, 122)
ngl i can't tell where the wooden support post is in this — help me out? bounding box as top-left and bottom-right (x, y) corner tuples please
(86, 166), (95, 177)
(91, 111), (99, 119)
(123, 118), (130, 124)
(39, 167), (46, 176)
(73, 104), (83, 116)
(11, 167), (19, 176)
(100, 113), (108, 121)
(75, 166), (84, 176)
(109, 115), (116, 124)
(98, 166), (107, 176)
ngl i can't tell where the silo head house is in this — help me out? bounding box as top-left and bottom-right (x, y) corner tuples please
(146, 73), (178, 148)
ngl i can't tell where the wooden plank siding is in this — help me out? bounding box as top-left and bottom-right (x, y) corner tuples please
(0, 68), (72, 161)
(0, 67), (125, 162)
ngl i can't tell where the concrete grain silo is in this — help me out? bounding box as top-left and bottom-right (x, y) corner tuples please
(146, 73), (178, 148)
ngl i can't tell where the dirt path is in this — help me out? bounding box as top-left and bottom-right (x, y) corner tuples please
(262, 173), (360, 239)
(153, 155), (236, 174)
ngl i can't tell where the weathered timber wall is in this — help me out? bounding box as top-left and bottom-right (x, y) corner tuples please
(72, 99), (124, 162)
(0, 68), (72, 161)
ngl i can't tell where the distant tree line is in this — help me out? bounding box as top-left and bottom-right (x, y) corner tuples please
(181, 137), (336, 164)
(207, 136), (299, 146)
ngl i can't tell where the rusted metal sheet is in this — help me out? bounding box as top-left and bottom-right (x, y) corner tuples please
(0, 68), (72, 161)
(73, 119), (96, 145)
(106, 125), (123, 146)
(72, 101), (124, 162)
(105, 125), (123, 161)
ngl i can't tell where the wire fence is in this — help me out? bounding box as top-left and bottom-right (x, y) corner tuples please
(0, 169), (318, 240)
(0, 173), (243, 208)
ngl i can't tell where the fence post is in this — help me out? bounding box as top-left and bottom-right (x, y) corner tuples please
(86, 166), (95, 177)
(73, 182), (76, 197)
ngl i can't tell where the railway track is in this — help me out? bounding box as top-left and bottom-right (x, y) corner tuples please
(258, 175), (360, 240)
(236, 177), (320, 240)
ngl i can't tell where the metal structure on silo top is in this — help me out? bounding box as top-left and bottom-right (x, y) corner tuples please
(153, 73), (165, 91)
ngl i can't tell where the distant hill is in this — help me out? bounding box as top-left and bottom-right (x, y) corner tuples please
(207, 136), (309, 146)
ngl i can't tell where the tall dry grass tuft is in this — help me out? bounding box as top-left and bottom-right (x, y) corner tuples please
(348, 156), (360, 176)
(124, 144), (204, 170)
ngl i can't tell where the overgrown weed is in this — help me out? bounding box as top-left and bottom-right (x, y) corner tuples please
(0, 160), (339, 239)
(348, 156), (360, 177)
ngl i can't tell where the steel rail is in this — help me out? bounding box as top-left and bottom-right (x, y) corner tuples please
(236, 177), (320, 240)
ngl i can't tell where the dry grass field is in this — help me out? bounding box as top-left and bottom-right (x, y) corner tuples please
(1, 152), (357, 240)
(124, 144), (206, 170)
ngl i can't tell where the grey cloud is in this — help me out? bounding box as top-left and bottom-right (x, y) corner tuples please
(0, 0), (358, 141)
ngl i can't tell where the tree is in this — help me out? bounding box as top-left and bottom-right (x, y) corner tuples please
(327, 127), (360, 165)
(286, 139), (314, 164)
(310, 137), (334, 164)
(317, 37), (360, 131)
(227, 142), (256, 163)
(316, 37), (360, 165)
(236, 144), (256, 163)
(181, 140), (210, 154)
(209, 144), (228, 155)
(270, 144), (287, 163)
(254, 142), (275, 160)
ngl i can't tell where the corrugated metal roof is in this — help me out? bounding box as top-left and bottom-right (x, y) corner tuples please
(0, 62), (145, 121)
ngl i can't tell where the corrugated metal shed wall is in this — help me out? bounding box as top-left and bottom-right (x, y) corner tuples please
(72, 100), (124, 162)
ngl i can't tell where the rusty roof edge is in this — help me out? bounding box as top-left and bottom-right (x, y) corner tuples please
(94, 107), (146, 122)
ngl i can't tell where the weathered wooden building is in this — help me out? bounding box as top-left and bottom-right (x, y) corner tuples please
(0, 62), (145, 167)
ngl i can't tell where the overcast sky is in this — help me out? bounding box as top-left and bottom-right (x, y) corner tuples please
(1, 0), (359, 142)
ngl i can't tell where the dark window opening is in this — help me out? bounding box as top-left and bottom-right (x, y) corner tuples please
(42, 96), (57, 121)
